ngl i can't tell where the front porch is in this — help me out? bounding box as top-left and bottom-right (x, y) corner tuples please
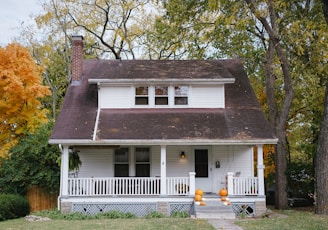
(59, 174), (266, 217)
(58, 144), (267, 217)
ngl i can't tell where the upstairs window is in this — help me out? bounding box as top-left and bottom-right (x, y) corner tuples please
(135, 86), (148, 105)
(155, 86), (168, 105)
(174, 86), (188, 105)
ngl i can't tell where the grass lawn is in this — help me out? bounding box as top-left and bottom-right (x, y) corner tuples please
(1, 208), (328, 230)
(0, 218), (215, 230)
(236, 208), (328, 230)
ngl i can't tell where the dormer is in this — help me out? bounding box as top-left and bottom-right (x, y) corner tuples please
(87, 60), (235, 109)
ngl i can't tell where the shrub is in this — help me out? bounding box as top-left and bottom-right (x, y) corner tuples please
(0, 194), (30, 221)
(145, 211), (165, 218)
(170, 211), (190, 218)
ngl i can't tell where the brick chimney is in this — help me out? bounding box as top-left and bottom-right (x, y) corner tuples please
(71, 35), (84, 83)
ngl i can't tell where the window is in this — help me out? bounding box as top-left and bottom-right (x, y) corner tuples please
(114, 148), (129, 177)
(155, 86), (168, 105)
(135, 86), (148, 105)
(135, 147), (150, 177)
(174, 86), (188, 105)
(134, 85), (188, 107)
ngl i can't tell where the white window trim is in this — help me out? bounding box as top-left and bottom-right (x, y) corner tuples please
(133, 85), (189, 108)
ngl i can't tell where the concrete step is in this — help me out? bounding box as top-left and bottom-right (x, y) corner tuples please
(195, 199), (236, 219)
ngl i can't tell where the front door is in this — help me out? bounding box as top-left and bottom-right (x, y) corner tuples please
(194, 149), (212, 192)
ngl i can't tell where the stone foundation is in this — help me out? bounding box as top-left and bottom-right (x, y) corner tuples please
(60, 202), (72, 213)
(157, 202), (169, 216)
(255, 201), (266, 217)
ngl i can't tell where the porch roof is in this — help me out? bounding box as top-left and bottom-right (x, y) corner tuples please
(49, 59), (277, 145)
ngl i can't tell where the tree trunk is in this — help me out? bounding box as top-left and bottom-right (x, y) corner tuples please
(315, 0), (328, 216)
(274, 132), (289, 209)
(315, 82), (328, 215)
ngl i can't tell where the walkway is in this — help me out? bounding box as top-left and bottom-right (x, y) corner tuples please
(207, 219), (243, 230)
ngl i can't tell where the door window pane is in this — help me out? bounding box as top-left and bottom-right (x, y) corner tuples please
(195, 149), (208, 178)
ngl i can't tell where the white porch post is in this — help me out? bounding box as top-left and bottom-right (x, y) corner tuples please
(160, 145), (167, 196)
(257, 145), (265, 196)
(227, 172), (234, 195)
(189, 172), (196, 197)
(61, 145), (70, 197)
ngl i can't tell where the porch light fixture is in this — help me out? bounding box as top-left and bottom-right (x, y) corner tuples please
(180, 151), (186, 159)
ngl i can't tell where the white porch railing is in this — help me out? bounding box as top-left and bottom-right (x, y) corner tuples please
(68, 176), (192, 196)
(227, 172), (259, 196)
(233, 177), (258, 195)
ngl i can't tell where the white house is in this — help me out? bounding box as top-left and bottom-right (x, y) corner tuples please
(49, 36), (277, 217)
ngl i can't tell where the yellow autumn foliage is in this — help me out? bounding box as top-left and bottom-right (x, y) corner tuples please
(0, 43), (51, 157)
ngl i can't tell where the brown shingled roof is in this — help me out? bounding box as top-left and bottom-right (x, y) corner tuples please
(88, 60), (234, 80)
(49, 59), (276, 144)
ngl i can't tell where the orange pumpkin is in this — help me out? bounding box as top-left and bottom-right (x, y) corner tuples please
(221, 196), (227, 201)
(194, 194), (202, 201)
(219, 188), (228, 197)
(200, 201), (206, 206)
(195, 188), (204, 196)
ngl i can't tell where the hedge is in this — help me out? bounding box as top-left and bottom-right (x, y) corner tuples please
(0, 194), (30, 221)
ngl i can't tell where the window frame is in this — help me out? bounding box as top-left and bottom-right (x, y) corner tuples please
(134, 85), (188, 108)
(135, 86), (149, 105)
(135, 147), (150, 177)
(114, 148), (129, 177)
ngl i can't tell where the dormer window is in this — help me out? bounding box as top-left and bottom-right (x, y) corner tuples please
(174, 86), (188, 105)
(135, 86), (149, 105)
(155, 86), (168, 105)
(134, 85), (189, 107)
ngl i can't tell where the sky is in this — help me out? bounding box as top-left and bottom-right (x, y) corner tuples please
(0, 0), (42, 46)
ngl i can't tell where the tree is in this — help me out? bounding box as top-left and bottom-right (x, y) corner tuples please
(154, 0), (328, 209)
(315, 0), (328, 215)
(36, 0), (161, 59)
(0, 43), (50, 156)
(0, 123), (61, 195)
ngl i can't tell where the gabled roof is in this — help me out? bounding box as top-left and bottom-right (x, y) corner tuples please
(49, 59), (277, 145)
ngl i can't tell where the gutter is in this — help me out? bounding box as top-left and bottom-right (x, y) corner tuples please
(49, 138), (279, 146)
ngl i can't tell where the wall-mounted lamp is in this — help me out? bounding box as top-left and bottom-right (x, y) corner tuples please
(180, 151), (186, 159)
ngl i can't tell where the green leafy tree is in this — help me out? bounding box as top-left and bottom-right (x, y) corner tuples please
(0, 123), (61, 195)
(154, 0), (328, 209)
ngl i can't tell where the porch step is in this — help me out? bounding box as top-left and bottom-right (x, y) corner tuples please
(195, 198), (236, 219)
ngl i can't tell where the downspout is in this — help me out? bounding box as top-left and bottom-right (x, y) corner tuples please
(58, 144), (64, 211)
(93, 107), (101, 141)
(93, 82), (101, 141)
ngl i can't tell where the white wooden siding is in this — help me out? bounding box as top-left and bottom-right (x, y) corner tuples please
(190, 85), (224, 108)
(100, 86), (131, 108)
(99, 85), (225, 109)
(166, 146), (190, 177)
(211, 146), (253, 193)
(77, 149), (114, 177)
(76, 145), (253, 194)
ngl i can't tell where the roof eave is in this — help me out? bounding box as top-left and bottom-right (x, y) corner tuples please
(88, 78), (235, 85)
(49, 138), (278, 146)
